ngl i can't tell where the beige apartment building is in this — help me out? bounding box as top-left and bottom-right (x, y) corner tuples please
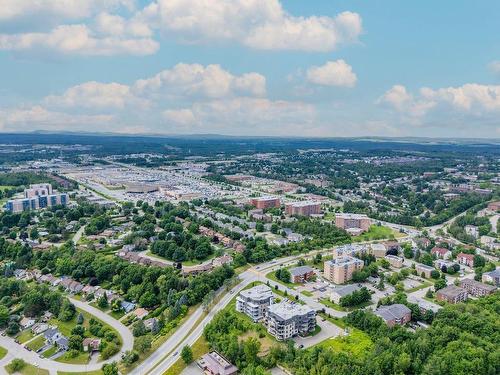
(324, 256), (364, 284)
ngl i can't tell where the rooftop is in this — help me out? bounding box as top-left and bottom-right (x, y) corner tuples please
(268, 301), (315, 320)
(437, 285), (467, 297)
(239, 284), (273, 301)
(375, 304), (411, 321)
(289, 266), (314, 276)
(331, 284), (361, 297)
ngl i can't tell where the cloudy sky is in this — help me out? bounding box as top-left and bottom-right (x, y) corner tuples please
(0, 0), (499, 138)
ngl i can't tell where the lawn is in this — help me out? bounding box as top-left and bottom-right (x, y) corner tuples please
(163, 336), (210, 375)
(41, 345), (58, 358)
(265, 270), (296, 289)
(0, 346), (7, 360)
(320, 298), (372, 312)
(25, 335), (46, 351)
(317, 328), (373, 358)
(16, 330), (35, 344)
(405, 281), (432, 293)
(0, 185), (15, 191)
(5, 360), (50, 375)
(301, 290), (313, 297)
(55, 351), (90, 364)
(353, 225), (398, 242)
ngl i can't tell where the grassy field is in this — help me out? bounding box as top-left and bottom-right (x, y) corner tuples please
(0, 185), (15, 191)
(320, 298), (372, 312)
(25, 335), (46, 351)
(317, 328), (373, 358)
(163, 336), (210, 375)
(405, 281), (433, 293)
(0, 346), (7, 360)
(55, 351), (90, 364)
(353, 225), (398, 242)
(265, 270), (297, 289)
(5, 360), (50, 375)
(41, 345), (58, 358)
(16, 330), (35, 344)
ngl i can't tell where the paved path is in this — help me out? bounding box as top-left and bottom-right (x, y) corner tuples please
(0, 298), (133, 374)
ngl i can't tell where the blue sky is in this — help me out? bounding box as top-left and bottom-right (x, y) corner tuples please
(0, 0), (499, 137)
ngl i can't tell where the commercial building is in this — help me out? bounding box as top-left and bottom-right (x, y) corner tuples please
(436, 285), (468, 304)
(324, 256), (364, 284)
(375, 304), (411, 327)
(289, 266), (315, 283)
(197, 351), (238, 375)
(330, 284), (361, 304)
(482, 268), (500, 286)
(285, 201), (321, 217)
(249, 197), (281, 209)
(125, 183), (159, 193)
(416, 264), (434, 279)
(384, 255), (404, 268)
(334, 213), (371, 235)
(236, 284), (274, 322)
(266, 301), (316, 341)
(5, 184), (69, 213)
(459, 279), (496, 297)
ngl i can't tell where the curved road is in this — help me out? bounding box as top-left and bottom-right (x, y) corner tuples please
(0, 298), (133, 374)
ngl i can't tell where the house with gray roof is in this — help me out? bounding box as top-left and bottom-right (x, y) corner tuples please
(375, 304), (411, 327)
(289, 266), (315, 283)
(330, 284), (361, 304)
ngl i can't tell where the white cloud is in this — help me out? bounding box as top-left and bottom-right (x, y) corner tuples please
(44, 81), (142, 109)
(161, 97), (315, 134)
(0, 0), (134, 22)
(134, 63), (266, 98)
(0, 24), (159, 56)
(306, 60), (357, 87)
(163, 109), (197, 126)
(95, 12), (153, 37)
(0, 105), (113, 131)
(379, 83), (500, 119)
(140, 0), (362, 51)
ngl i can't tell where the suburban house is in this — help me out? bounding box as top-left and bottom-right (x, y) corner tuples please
(436, 285), (468, 304)
(133, 308), (149, 320)
(83, 338), (101, 352)
(289, 266), (315, 283)
(375, 304), (411, 327)
(197, 351), (238, 375)
(121, 301), (136, 313)
(459, 279), (496, 297)
(31, 323), (49, 335)
(144, 318), (159, 333)
(19, 317), (36, 330)
(456, 253), (474, 267)
(431, 247), (452, 260)
(44, 327), (68, 350)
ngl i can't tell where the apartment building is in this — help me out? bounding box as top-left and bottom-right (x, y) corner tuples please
(384, 255), (404, 268)
(416, 264), (434, 278)
(324, 256), (364, 284)
(236, 285), (274, 322)
(289, 266), (315, 283)
(370, 243), (387, 258)
(334, 213), (371, 235)
(375, 304), (411, 327)
(285, 201), (321, 217)
(265, 301), (316, 341)
(431, 247), (452, 260)
(6, 188), (69, 213)
(482, 268), (500, 286)
(24, 183), (53, 198)
(436, 285), (468, 304)
(456, 252), (475, 267)
(249, 197), (281, 209)
(459, 279), (496, 297)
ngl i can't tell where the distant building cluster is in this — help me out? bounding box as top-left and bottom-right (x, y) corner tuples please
(5, 183), (69, 213)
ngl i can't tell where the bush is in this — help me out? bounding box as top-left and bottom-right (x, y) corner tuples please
(7, 359), (26, 372)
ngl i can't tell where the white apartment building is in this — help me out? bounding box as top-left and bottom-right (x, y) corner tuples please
(236, 285), (274, 322)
